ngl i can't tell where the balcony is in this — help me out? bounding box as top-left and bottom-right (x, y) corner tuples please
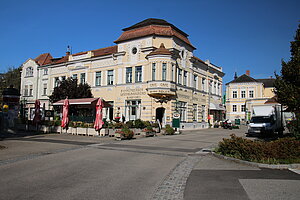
(146, 81), (176, 99)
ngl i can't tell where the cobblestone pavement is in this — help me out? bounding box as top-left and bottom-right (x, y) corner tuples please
(151, 155), (203, 200)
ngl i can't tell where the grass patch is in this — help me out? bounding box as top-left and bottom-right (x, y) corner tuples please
(215, 134), (300, 164)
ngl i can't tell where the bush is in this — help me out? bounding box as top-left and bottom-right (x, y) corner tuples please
(120, 127), (134, 139)
(134, 119), (146, 129)
(287, 119), (300, 139)
(216, 134), (300, 164)
(165, 124), (175, 135)
(54, 120), (61, 126)
(125, 120), (134, 128)
(232, 125), (239, 129)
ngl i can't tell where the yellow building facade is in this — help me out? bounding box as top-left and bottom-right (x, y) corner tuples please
(21, 18), (224, 129)
(225, 71), (275, 122)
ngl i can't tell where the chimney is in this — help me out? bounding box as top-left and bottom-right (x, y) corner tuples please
(246, 70), (250, 76)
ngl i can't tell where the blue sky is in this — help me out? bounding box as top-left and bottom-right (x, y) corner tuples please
(0, 0), (299, 85)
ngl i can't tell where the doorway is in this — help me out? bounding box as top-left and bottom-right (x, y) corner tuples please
(156, 107), (165, 126)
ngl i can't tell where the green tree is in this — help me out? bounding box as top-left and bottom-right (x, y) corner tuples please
(49, 78), (93, 103)
(275, 23), (300, 137)
(0, 66), (22, 104)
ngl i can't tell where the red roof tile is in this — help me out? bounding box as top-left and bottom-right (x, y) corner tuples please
(147, 43), (172, 57)
(34, 53), (53, 66)
(114, 25), (195, 49)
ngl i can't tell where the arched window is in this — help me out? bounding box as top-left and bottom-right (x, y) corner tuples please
(26, 67), (33, 77)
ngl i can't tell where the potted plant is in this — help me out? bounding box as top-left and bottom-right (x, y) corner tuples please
(142, 126), (155, 137)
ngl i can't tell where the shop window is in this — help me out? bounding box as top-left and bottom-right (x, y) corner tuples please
(178, 101), (187, 122)
(125, 100), (141, 121)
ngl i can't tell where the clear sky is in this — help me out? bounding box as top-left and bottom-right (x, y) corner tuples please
(0, 0), (299, 85)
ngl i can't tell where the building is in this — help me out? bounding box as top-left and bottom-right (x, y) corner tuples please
(20, 18), (224, 129)
(225, 70), (276, 122)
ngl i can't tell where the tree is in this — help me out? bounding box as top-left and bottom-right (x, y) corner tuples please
(0, 66), (22, 105)
(274, 23), (300, 137)
(49, 78), (93, 103)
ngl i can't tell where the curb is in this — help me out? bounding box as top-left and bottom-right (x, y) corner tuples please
(211, 152), (300, 170)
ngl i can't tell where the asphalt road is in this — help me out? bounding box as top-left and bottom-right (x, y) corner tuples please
(1, 127), (298, 200)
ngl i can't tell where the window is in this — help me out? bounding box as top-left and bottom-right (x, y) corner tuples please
(201, 105), (206, 121)
(178, 101), (187, 122)
(29, 85), (33, 96)
(202, 78), (206, 91)
(72, 74), (78, 80)
(178, 69), (182, 84)
(241, 105), (246, 112)
(193, 75), (198, 89)
(218, 84), (221, 95)
(152, 63), (156, 81)
(241, 91), (246, 98)
(24, 85), (28, 96)
(43, 84), (47, 95)
(192, 104), (198, 121)
(107, 70), (114, 85)
(95, 71), (101, 86)
(232, 91), (237, 98)
(171, 64), (174, 81)
(214, 82), (217, 94)
(43, 68), (48, 75)
(54, 77), (60, 87)
(183, 71), (187, 86)
(162, 63), (167, 81)
(135, 66), (142, 82)
(232, 105), (237, 112)
(209, 81), (213, 93)
(26, 67), (33, 77)
(249, 90), (254, 98)
(125, 100), (141, 121)
(126, 67), (133, 83)
(80, 73), (85, 84)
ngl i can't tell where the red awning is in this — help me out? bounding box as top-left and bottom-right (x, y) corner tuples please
(53, 98), (111, 107)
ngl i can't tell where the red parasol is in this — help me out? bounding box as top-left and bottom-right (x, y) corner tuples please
(94, 98), (104, 131)
(33, 99), (41, 124)
(61, 98), (69, 128)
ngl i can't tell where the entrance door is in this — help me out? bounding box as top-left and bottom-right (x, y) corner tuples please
(156, 107), (165, 126)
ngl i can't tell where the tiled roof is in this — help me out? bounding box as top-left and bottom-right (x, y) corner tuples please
(147, 43), (172, 57)
(42, 46), (117, 66)
(226, 74), (258, 85)
(114, 19), (195, 49)
(123, 18), (189, 37)
(34, 53), (53, 66)
(256, 78), (275, 87)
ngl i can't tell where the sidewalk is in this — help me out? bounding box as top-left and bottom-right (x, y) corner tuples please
(184, 154), (300, 200)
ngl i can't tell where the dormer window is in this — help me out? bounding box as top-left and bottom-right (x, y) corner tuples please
(26, 67), (33, 77)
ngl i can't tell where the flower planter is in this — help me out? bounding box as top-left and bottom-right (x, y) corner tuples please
(77, 127), (87, 135)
